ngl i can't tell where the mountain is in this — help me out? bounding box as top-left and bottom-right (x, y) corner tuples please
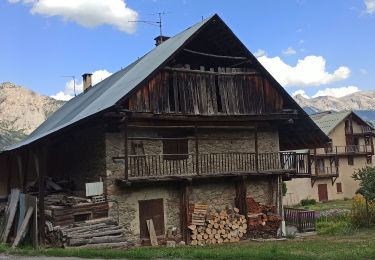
(293, 90), (375, 125)
(0, 82), (64, 150)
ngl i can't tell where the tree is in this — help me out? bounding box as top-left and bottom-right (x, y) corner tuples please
(352, 166), (375, 226)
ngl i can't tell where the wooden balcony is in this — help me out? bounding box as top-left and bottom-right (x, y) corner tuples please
(314, 145), (373, 156)
(312, 166), (339, 178)
(120, 152), (311, 182)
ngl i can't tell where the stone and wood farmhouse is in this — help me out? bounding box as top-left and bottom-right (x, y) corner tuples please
(0, 14), (328, 246)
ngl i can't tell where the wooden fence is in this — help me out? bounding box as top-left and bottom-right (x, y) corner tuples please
(284, 207), (316, 232)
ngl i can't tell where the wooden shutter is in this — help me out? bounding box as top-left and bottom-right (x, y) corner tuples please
(336, 183), (342, 193)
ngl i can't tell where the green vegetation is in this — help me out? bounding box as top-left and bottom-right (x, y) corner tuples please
(300, 199), (316, 206)
(1, 226), (375, 260)
(297, 199), (352, 211)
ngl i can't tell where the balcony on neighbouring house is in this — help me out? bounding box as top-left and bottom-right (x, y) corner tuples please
(313, 145), (373, 157)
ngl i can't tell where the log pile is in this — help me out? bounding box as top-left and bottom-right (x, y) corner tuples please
(188, 203), (247, 245)
(246, 197), (281, 239)
(46, 217), (130, 249)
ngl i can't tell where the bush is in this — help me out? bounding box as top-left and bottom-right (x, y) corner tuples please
(317, 217), (354, 235)
(300, 199), (316, 206)
(351, 194), (375, 228)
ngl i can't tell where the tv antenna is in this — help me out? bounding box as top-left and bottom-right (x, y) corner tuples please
(61, 75), (76, 97)
(129, 12), (168, 39)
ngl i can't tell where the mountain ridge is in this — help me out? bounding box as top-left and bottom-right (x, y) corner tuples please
(0, 82), (64, 150)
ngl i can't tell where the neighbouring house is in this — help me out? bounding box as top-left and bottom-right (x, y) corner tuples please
(285, 111), (375, 205)
(0, 14), (328, 246)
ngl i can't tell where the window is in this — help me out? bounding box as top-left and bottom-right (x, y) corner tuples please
(336, 183), (343, 193)
(365, 136), (370, 145)
(163, 138), (188, 160)
(367, 155), (372, 165)
(316, 159), (325, 174)
(348, 156), (354, 165)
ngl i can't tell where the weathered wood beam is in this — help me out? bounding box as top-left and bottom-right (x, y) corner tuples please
(124, 119), (129, 181)
(195, 126), (199, 175)
(180, 183), (190, 244)
(164, 67), (257, 75)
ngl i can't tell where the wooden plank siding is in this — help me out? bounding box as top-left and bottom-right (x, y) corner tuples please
(127, 67), (284, 115)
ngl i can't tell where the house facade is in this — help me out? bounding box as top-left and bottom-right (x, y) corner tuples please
(285, 111), (374, 205)
(0, 15), (328, 245)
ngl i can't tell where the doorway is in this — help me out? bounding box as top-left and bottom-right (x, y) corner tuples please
(318, 184), (328, 202)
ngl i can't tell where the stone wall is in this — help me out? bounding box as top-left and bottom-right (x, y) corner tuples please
(108, 177), (274, 244)
(108, 184), (180, 245)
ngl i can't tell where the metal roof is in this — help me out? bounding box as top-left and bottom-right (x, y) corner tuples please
(3, 15), (213, 151)
(310, 111), (351, 135)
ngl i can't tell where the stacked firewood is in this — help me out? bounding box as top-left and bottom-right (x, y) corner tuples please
(46, 217), (129, 249)
(246, 197), (281, 238)
(188, 203), (247, 245)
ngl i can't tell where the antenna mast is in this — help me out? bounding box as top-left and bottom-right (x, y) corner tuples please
(129, 12), (168, 40)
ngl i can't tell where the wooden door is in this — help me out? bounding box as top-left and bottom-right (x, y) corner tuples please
(318, 184), (328, 202)
(138, 198), (165, 238)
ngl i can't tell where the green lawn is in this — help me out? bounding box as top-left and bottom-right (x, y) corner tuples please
(1, 227), (374, 260)
(297, 199), (353, 211)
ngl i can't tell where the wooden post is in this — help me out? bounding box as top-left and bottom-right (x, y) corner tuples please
(6, 153), (12, 195)
(235, 176), (247, 216)
(254, 128), (259, 171)
(34, 146), (47, 247)
(180, 182), (190, 244)
(22, 151), (29, 193)
(16, 153), (23, 191)
(124, 119), (129, 180)
(314, 148), (317, 175)
(195, 126), (199, 175)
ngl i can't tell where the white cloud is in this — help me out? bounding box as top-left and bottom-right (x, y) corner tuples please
(292, 89), (309, 99)
(364, 0), (375, 14)
(282, 47), (297, 56)
(8, 0), (138, 33)
(257, 55), (350, 87)
(253, 49), (267, 58)
(51, 69), (113, 101)
(292, 86), (360, 99)
(312, 86), (359, 98)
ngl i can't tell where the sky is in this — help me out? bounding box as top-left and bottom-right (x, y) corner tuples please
(0, 0), (375, 101)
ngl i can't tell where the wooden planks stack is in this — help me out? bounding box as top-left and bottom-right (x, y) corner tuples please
(188, 203), (247, 246)
(46, 217), (129, 249)
(44, 194), (109, 226)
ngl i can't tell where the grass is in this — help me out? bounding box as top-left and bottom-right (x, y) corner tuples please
(297, 199), (353, 212)
(1, 227), (375, 259)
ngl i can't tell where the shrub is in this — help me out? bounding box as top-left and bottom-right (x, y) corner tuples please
(351, 194), (375, 228)
(282, 182), (287, 196)
(300, 199), (316, 206)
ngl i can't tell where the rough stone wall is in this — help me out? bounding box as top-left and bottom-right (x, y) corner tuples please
(190, 181), (236, 209)
(108, 184), (180, 245)
(246, 176), (276, 206)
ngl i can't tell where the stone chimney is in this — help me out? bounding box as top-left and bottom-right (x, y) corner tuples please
(82, 73), (93, 93)
(154, 35), (170, 46)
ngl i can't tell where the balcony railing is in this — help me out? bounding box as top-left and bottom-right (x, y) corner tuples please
(313, 166), (339, 177)
(126, 152), (310, 179)
(314, 145), (372, 156)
